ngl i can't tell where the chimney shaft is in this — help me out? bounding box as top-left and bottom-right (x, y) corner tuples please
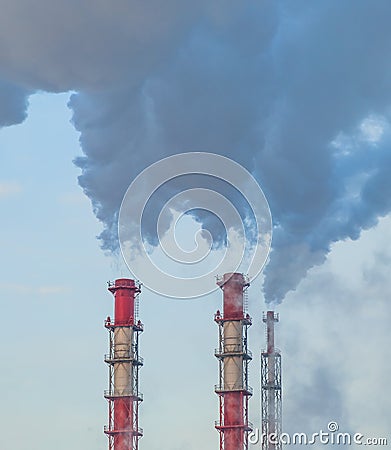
(104, 279), (143, 450)
(215, 273), (253, 450)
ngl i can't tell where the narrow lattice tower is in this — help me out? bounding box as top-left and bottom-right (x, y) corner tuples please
(261, 311), (282, 450)
(104, 279), (144, 450)
(214, 273), (253, 450)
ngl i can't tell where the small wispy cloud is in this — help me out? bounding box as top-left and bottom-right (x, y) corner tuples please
(359, 114), (388, 144)
(37, 285), (69, 295)
(0, 181), (22, 199)
(0, 283), (69, 296)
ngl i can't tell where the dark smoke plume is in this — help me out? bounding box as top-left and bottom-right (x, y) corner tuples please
(1, 1), (391, 302)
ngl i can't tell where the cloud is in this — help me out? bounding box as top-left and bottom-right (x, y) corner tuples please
(0, 181), (22, 198)
(0, 283), (69, 296)
(37, 285), (69, 295)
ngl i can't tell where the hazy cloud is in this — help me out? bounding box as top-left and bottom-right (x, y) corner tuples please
(0, 181), (22, 198)
(0, 283), (69, 295)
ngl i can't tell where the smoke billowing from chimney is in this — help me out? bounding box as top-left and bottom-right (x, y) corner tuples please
(1, 2), (391, 302)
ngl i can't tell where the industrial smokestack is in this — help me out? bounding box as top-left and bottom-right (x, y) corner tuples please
(261, 311), (282, 450)
(215, 273), (253, 450)
(104, 279), (144, 450)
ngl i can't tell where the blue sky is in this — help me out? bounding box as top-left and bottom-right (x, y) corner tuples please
(0, 93), (109, 449)
(1, 2), (391, 450)
(0, 93), (224, 450)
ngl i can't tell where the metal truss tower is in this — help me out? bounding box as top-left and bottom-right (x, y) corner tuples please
(261, 311), (282, 450)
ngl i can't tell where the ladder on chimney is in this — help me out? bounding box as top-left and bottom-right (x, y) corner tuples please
(244, 288), (249, 313)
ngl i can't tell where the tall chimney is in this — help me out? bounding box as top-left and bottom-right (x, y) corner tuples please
(215, 273), (253, 450)
(104, 279), (144, 450)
